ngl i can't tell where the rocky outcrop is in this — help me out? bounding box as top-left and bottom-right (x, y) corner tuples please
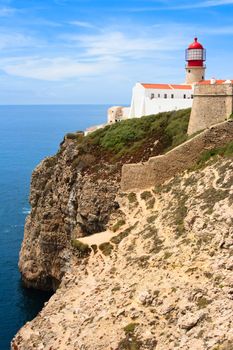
(13, 156), (233, 349)
(19, 135), (120, 290)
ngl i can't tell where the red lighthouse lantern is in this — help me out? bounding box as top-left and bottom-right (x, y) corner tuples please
(186, 37), (206, 67)
(185, 37), (206, 84)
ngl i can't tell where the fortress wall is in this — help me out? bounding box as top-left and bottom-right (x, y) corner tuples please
(121, 120), (233, 192)
(188, 84), (233, 135)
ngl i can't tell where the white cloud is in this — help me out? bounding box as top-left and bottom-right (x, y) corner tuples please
(0, 56), (119, 81)
(69, 20), (96, 29)
(65, 30), (188, 59)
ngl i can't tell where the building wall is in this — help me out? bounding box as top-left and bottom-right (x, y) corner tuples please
(121, 120), (233, 191)
(129, 83), (193, 118)
(108, 106), (131, 124)
(188, 83), (233, 135)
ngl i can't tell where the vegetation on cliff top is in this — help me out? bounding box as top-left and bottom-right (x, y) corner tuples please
(65, 108), (191, 167)
(194, 140), (233, 169)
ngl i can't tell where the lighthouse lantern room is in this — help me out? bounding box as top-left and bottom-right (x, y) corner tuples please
(185, 37), (206, 84)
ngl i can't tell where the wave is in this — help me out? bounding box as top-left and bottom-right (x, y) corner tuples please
(22, 207), (31, 215)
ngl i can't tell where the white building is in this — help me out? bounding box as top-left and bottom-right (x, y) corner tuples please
(128, 83), (193, 118)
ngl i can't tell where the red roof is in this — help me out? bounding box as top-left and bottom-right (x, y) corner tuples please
(198, 80), (233, 85)
(170, 84), (192, 90)
(142, 83), (172, 89)
(188, 37), (204, 50)
(141, 83), (192, 90)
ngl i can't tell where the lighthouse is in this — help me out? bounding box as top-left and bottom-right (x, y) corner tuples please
(185, 37), (206, 84)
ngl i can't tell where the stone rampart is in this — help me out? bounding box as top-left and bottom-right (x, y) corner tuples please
(188, 83), (233, 135)
(121, 120), (233, 192)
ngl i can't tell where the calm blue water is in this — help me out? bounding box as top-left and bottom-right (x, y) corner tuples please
(0, 105), (108, 350)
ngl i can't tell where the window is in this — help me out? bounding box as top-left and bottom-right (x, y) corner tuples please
(151, 93), (155, 99)
(164, 94), (167, 99)
(183, 94), (186, 99)
(158, 93), (160, 98)
(171, 94), (174, 99)
(188, 70), (191, 73)
(191, 95), (194, 99)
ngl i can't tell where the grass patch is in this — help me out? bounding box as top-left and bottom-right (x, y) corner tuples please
(111, 222), (138, 245)
(124, 323), (139, 334)
(91, 244), (98, 254)
(146, 198), (155, 209)
(71, 239), (91, 257)
(164, 251), (173, 259)
(128, 192), (138, 204)
(143, 226), (163, 254)
(66, 131), (84, 141)
(118, 323), (142, 350)
(99, 242), (114, 256)
(196, 297), (211, 309)
(84, 108), (191, 160)
(110, 228), (130, 245)
(112, 219), (126, 232)
(173, 196), (188, 237)
(194, 140), (233, 170)
(198, 187), (228, 214)
(140, 191), (153, 201)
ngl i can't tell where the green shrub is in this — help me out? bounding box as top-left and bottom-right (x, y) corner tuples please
(194, 140), (233, 170)
(110, 228), (130, 244)
(128, 192), (137, 204)
(164, 251), (173, 259)
(66, 132), (78, 139)
(85, 108), (191, 160)
(173, 196), (188, 237)
(91, 244), (98, 254)
(118, 323), (142, 350)
(112, 219), (126, 232)
(124, 323), (138, 334)
(140, 191), (153, 201)
(99, 242), (114, 256)
(146, 198), (155, 209)
(196, 297), (211, 309)
(44, 156), (57, 168)
(71, 239), (91, 256)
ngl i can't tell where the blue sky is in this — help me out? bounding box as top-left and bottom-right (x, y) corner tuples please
(0, 0), (233, 104)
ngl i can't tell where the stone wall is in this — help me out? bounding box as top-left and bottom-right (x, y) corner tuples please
(188, 83), (233, 135)
(121, 120), (233, 191)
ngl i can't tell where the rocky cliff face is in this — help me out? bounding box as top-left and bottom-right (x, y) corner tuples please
(19, 135), (120, 290)
(19, 109), (190, 291)
(13, 156), (233, 350)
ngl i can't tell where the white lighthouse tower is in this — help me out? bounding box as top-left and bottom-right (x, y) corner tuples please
(185, 37), (206, 84)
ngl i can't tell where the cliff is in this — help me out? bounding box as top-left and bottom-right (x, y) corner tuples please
(18, 109), (191, 291)
(13, 109), (233, 349)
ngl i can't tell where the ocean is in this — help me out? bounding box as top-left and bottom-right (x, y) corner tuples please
(0, 105), (108, 350)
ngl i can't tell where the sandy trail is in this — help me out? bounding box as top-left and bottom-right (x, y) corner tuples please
(78, 230), (119, 246)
